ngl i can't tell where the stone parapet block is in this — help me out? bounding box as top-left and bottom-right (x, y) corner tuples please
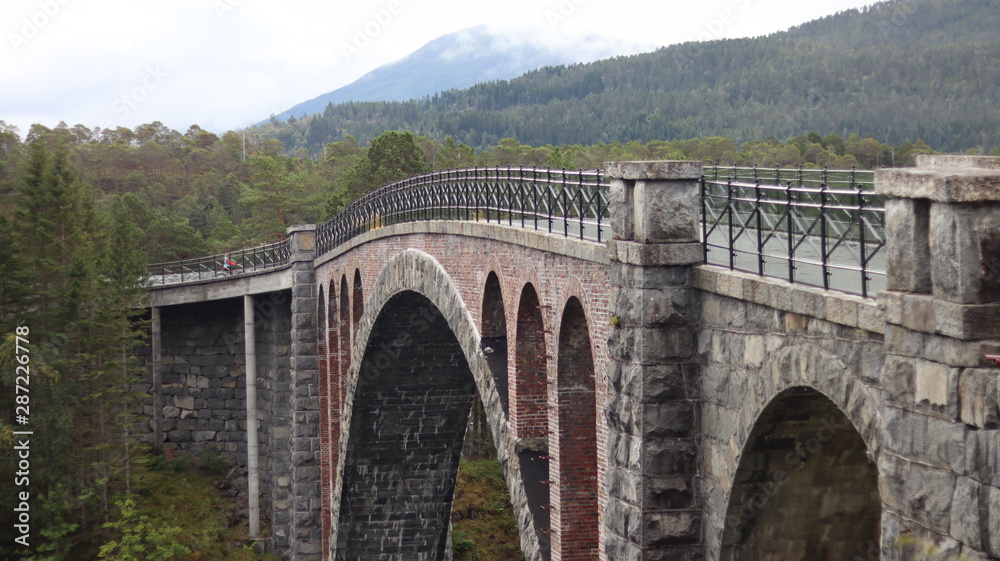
(286, 224), (317, 260)
(876, 156), (1000, 203)
(604, 160), (703, 181)
(879, 290), (1000, 339)
(608, 240), (704, 266)
(694, 265), (883, 333)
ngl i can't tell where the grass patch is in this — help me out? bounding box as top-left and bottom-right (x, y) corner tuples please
(451, 459), (525, 561)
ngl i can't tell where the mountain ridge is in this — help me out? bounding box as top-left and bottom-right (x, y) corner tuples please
(269, 24), (655, 123)
(254, 0), (1000, 154)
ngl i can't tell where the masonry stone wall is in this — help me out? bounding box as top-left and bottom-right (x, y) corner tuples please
(137, 298), (249, 463)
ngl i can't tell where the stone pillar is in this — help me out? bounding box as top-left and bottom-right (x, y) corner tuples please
(604, 161), (705, 561)
(286, 224), (322, 561)
(245, 295), (261, 539)
(876, 156), (1000, 560)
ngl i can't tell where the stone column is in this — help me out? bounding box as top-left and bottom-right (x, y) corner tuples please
(286, 224), (322, 561)
(876, 155), (1000, 560)
(604, 161), (705, 561)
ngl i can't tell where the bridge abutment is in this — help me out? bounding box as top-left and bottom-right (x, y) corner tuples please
(604, 161), (706, 560)
(876, 156), (1000, 560)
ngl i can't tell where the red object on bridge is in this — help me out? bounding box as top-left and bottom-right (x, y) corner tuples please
(986, 354), (1000, 366)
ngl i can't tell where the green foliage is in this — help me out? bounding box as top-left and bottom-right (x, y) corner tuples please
(451, 459), (523, 561)
(98, 497), (190, 561)
(248, 0), (999, 154)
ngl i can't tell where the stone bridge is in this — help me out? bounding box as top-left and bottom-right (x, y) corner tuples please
(140, 156), (1000, 561)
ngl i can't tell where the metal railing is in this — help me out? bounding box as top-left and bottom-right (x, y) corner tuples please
(316, 167), (610, 256)
(146, 164), (889, 298)
(146, 240), (291, 286)
(701, 165), (886, 297)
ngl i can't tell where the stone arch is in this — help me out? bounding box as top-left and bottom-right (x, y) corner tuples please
(332, 249), (544, 561)
(553, 296), (599, 560)
(709, 342), (884, 561)
(720, 387), (881, 561)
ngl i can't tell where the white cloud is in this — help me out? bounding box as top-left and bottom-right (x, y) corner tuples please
(0, 0), (879, 138)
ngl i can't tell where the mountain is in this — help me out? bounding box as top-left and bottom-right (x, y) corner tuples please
(269, 25), (655, 122)
(253, 0), (1000, 154)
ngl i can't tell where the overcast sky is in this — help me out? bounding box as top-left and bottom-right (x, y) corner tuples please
(1, 0), (878, 137)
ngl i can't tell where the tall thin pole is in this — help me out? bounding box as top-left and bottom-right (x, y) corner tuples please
(244, 295), (260, 538)
(151, 307), (163, 451)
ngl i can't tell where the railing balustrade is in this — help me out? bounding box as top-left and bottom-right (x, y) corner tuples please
(146, 239), (290, 286)
(315, 166), (610, 255)
(147, 163), (887, 298)
(700, 165), (886, 297)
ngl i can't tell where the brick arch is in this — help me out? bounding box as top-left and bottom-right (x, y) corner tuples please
(482, 269), (509, 416)
(332, 248), (546, 561)
(339, 274), (350, 402)
(351, 269), (363, 331)
(706, 342), (885, 561)
(553, 295), (599, 561)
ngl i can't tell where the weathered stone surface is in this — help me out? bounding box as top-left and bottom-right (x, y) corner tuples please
(876, 163), (1000, 202)
(950, 476), (985, 550)
(604, 160), (703, 181)
(610, 178), (635, 241)
(633, 179), (700, 244)
(885, 197), (932, 293)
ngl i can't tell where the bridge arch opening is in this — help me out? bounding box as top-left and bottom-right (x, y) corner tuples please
(721, 387), (881, 561)
(514, 282), (551, 557)
(352, 269), (363, 331)
(339, 274), (351, 404)
(336, 290), (477, 559)
(554, 296), (598, 560)
(482, 271), (508, 417)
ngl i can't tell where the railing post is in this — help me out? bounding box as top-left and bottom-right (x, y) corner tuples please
(857, 185), (869, 298)
(786, 181), (796, 284)
(605, 161), (704, 560)
(820, 183), (830, 289)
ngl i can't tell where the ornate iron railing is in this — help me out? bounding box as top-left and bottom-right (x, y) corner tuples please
(146, 240), (291, 286)
(147, 164), (888, 298)
(700, 165), (886, 297)
(316, 167), (610, 256)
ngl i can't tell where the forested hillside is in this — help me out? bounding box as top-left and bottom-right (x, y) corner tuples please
(250, 0), (1000, 155)
(0, 103), (991, 560)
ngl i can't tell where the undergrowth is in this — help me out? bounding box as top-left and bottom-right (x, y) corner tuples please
(451, 459), (524, 561)
(21, 448), (280, 561)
